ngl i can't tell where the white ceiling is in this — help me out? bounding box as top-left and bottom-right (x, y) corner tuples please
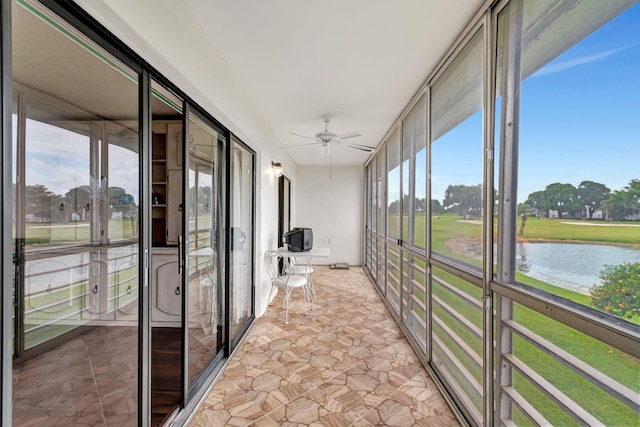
(181, 0), (484, 166)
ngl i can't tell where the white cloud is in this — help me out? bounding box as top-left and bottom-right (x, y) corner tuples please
(534, 42), (639, 77)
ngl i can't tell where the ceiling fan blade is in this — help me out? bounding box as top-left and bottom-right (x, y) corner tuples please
(288, 131), (319, 142)
(346, 141), (376, 150)
(337, 131), (362, 140)
(279, 142), (318, 150)
(347, 144), (374, 152)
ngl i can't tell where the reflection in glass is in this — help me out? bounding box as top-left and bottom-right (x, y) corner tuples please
(150, 79), (184, 425)
(107, 127), (139, 242)
(230, 139), (254, 341)
(25, 106), (91, 245)
(430, 30), (484, 267)
(187, 113), (225, 388)
(12, 1), (139, 424)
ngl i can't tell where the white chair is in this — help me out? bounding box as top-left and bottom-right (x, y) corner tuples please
(264, 250), (309, 323)
(200, 256), (216, 326)
(286, 263), (315, 306)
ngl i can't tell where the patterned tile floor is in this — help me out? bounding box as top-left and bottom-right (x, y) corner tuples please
(190, 266), (460, 426)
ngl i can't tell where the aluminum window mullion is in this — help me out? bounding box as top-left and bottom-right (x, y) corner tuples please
(181, 103), (190, 408)
(425, 84), (433, 363)
(483, 7), (497, 427)
(224, 128), (232, 359)
(495, 3), (524, 423)
(13, 93), (26, 361)
(1, 0), (14, 424)
(138, 69), (152, 427)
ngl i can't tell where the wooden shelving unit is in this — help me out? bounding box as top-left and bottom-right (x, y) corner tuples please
(152, 132), (168, 245)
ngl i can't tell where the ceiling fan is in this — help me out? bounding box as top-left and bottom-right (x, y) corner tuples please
(288, 114), (375, 156)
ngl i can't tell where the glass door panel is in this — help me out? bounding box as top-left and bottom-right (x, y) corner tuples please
(150, 80), (185, 425)
(230, 138), (254, 342)
(186, 112), (225, 389)
(12, 1), (140, 425)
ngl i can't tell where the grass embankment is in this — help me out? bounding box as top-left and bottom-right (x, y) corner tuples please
(386, 213), (639, 425)
(515, 217), (640, 247)
(429, 213), (640, 251)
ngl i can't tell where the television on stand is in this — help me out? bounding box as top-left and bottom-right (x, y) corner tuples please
(283, 227), (313, 252)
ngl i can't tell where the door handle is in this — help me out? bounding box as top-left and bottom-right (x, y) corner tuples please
(178, 235), (183, 274)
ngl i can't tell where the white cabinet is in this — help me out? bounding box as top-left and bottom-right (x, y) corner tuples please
(151, 247), (182, 325)
(166, 169), (182, 245)
(167, 123), (183, 169)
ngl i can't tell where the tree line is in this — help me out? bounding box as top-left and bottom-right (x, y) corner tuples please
(22, 184), (135, 223)
(522, 179), (640, 221)
(388, 184), (484, 216)
(389, 179), (640, 222)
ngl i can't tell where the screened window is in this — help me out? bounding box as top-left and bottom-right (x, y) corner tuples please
(430, 30), (484, 268)
(387, 129), (401, 240)
(377, 146), (387, 234)
(403, 95), (427, 248)
(495, 0), (640, 320)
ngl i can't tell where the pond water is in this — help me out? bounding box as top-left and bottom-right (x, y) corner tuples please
(514, 243), (640, 294)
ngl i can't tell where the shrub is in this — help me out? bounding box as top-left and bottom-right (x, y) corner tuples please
(590, 262), (640, 319)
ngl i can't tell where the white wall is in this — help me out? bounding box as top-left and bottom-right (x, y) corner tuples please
(295, 166), (363, 266)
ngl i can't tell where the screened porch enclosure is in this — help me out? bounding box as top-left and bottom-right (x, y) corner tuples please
(364, 0), (640, 425)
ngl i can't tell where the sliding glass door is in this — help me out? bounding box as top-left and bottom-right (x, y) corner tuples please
(230, 137), (254, 344)
(11, 1), (140, 424)
(5, 1), (258, 425)
(150, 80), (185, 425)
(185, 111), (226, 392)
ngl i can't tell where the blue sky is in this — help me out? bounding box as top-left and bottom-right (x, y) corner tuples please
(19, 118), (140, 203)
(516, 4), (640, 202)
(401, 3), (640, 207)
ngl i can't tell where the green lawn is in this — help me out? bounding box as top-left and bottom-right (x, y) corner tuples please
(388, 213), (640, 249)
(517, 217), (640, 246)
(383, 213), (640, 425)
(24, 219), (137, 244)
(430, 266), (639, 426)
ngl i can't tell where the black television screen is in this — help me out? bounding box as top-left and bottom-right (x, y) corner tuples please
(283, 227), (313, 252)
